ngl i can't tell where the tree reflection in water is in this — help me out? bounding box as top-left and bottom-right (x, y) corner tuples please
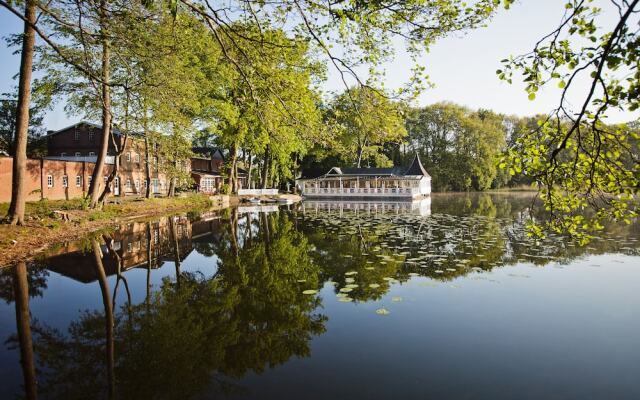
(1, 194), (638, 399)
(2, 210), (326, 399)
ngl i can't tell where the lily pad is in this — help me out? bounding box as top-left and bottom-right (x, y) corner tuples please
(391, 296), (403, 302)
(375, 307), (391, 315)
(369, 283), (381, 289)
(302, 289), (318, 295)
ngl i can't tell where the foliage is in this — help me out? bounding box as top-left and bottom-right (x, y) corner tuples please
(325, 87), (407, 167)
(497, 0), (640, 240)
(0, 91), (45, 156)
(404, 103), (506, 191)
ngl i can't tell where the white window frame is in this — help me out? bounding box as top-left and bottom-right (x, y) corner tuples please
(62, 175), (68, 188)
(126, 178), (131, 189)
(75, 152), (81, 157)
(135, 179), (140, 190)
(76, 175), (82, 187)
(60, 152), (66, 157)
(88, 151), (95, 157)
(74, 129), (80, 141)
(126, 152), (131, 162)
(134, 153), (140, 163)
(88, 131), (94, 142)
(47, 175), (53, 187)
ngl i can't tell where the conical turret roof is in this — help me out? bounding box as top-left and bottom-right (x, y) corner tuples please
(404, 153), (430, 177)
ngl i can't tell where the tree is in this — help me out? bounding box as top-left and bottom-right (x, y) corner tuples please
(405, 103), (505, 191)
(0, 92), (44, 156)
(327, 87), (407, 168)
(498, 0), (640, 239)
(5, 0), (36, 225)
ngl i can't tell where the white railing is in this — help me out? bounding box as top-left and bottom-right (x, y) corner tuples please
(303, 187), (421, 196)
(238, 188), (279, 196)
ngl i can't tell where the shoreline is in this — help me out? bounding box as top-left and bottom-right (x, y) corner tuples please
(0, 194), (233, 268)
(0, 191), (530, 267)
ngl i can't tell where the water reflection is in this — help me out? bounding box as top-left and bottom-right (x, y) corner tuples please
(1, 194), (639, 399)
(302, 197), (432, 216)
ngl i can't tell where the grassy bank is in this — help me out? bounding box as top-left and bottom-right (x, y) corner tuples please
(0, 194), (222, 267)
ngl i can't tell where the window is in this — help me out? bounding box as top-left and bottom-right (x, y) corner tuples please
(135, 179), (140, 190)
(75, 152), (81, 157)
(88, 152), (95, 157)
(74, 128), (80, 141)
(88, 131), (95, 142)
(126, 179), (131, 189)
(126, 152), (131, 162)
(201, 177), (215, 192)
(62, 175), (68, 188)
(134, 154), (140, 163)
(47, 175), (53, 187)
(76, 175), (82, 187)
(60, 152), (66, 157)
(88, 176), (92, 186)
(144, 180), (148, 189)
(127, 242), (132, 252)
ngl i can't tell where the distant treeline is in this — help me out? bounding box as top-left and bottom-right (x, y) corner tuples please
(302, 101), (537, 192)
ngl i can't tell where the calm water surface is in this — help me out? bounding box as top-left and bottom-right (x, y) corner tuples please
(1, 194), (639, 399)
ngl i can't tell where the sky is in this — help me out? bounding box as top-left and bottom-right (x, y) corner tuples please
(0, 0), (637, 130)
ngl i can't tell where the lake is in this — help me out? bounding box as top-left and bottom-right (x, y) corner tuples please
(1, 193), (639, 399)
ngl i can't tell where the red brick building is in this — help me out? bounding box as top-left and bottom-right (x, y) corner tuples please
(0, 121), (249, 203)
(190, 147), (226, 194)
(47, 121), (168, 196)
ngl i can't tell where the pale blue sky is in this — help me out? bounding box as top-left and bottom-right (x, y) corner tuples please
(0, 0), (637, 130)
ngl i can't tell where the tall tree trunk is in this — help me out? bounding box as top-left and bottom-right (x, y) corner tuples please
(228, 143), (237, 193)
(7, 0), (36, 225)
(356, 145), (363, 168)
(168, 164), (176, 197)
(13, 261), (37, 400)
(100, 90), (130, 203)
(261, 147), (270, 189)
(92, 239), (115, 399)
(88, 0), (112, 209)
(247, 151), (253, 189)
(144, 139), (151, 199)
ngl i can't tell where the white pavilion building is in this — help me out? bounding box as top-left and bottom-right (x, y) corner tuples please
(296, 154), (431, 199)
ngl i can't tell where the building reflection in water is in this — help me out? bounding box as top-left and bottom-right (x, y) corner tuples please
(3, 208), (328, 399)
(301, 196), (432, 216)
(2, 194), (639, 399)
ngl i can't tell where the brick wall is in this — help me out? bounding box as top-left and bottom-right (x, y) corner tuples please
(0, 156), (169, 203)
